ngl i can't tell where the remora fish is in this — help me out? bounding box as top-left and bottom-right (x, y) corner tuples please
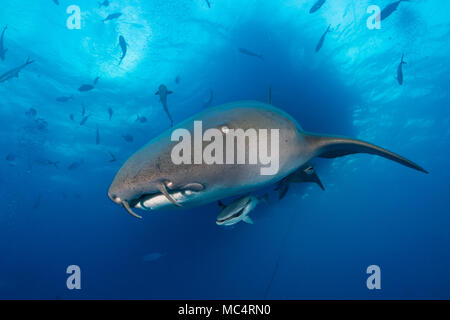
(315, 25), (331, 53)
(0, 25), (7, 61)
(155, 84), (174, 127)
(0, 58), (34, 83)
(238, 48), (264, 61)
(216, 193), (268, 226)
(397, 54), (406, 85)
(380, 0), (409, 21)
(309, 0), (326, 14)
(108, 101), (427, 219)
(118, 35), (127, 65)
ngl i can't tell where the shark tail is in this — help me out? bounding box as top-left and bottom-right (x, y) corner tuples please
(305, 133), (428, 174)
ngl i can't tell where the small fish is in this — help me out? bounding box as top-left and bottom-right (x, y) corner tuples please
(81, 104), (86, 116)
(397, 54), (406, 85)
(143, 252), (165, 262)
(103, 12), (122, 22)
(108, 151), (117, 162)
(205, 0), (211, 8)
(98, 0), (109, 7)
(155, 84), (174, 127)
(6, 153), (17, 162)
(67, 160), (83, 170)
(118, 35), (127, 65)
(122, 134), (134, 142)
(80, 114), (91, 126)
(0, 58), (34, 83)
(203, 89), (214, 108)
(108, 107), (113, 120)
(56, 95), (74, 102)
(238, 47), (264, 61)
(216, 193), (268, 226)
(380, 0), (409, 21)
(25, 108), (37, 117)
(315, 25), (331, 53)
(136, 114), (147, 123)
(0, 25), (7, 61)
(78, 77), (99, 92)
(32, 193), (41, 209)
(69, 114), (75, 121)
(34, 159), (59, 168)
(96, 127), (100, 145)
(309, 0), (326, 14)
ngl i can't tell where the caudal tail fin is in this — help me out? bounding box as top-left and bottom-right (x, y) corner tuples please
(305, 134), (428, 174)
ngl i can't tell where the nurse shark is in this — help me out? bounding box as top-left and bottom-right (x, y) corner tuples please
(108, 101), (427, 219)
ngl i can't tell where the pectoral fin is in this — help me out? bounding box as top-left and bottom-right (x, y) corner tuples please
(243, 215), (253, 224)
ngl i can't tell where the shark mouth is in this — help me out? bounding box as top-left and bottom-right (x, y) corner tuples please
(122, 182), (205, 219)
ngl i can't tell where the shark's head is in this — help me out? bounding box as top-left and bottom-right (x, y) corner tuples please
(108, 139), (205, 219)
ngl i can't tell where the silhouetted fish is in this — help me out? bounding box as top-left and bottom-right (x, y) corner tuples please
(98, 0), (109, 7)
(53, 0), (59, 5)
(0, 25), (7, 61)
(380, 0), (409, 21)
(155, 84), (174, 127)
(69, 114), (75, 121)
(34, 159), (59, 168)
(78, 77), (99, 92)
(32, 193), (41, 209)
(68, 160), (83, 170)
(108, 151), (116, 162)
(205, 0), (211, 8)
(122, 134), (133, 142)
(309, 0), (326, 14)
(6, 153), (17, 162)
(108, 107), (113, 120)
(143, 253), (165, 262)
(56, 95), (74, 102)
(79, 114), (91, 126)
(397, 54), (406, 85)
(136, 115), (147, 123)
(103, 12), (122, 22)
(315, 25), (331, 52)
(238, 47), (264, 60)
(203, 89), (214, 108)
(25, 108), (37, 117)
(0, 58), (34, 83)
(118, 35), (127, 65)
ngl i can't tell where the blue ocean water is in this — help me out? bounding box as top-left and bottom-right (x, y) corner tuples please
(0, 0), (449, 299)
